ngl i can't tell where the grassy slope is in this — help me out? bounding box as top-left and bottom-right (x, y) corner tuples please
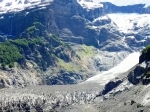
(56, 44), (96, 72)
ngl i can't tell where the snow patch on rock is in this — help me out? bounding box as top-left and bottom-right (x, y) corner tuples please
(77, 0), (103, 9)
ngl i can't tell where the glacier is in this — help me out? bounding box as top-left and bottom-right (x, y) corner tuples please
(107, 13), (150, 34)
(83, 52), (140, 85)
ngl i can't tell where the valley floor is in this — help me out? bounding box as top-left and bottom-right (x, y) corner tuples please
(0, 52), (150, 112)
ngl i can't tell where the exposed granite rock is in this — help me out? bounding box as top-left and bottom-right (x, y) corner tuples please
(128, 65), (145, 85)
(101, 79), (123, 95)
(128, 61), (150, 85)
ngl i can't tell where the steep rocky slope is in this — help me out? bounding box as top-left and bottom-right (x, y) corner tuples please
(0, 0), (134, 87)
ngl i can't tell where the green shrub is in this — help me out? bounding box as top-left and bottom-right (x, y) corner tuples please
(50, 34), (72, 50)
(8, 63), (14, 68)
(140, 44), (150, 62)
(28, 37), (43, 45)
(10, 39), (29, 48)
(0, 37), (44, 68)
(0, 41), (23, 67)
(145, 71), (150, 78)
(142, 44), (150, 54)
(10, 37), (43, 48)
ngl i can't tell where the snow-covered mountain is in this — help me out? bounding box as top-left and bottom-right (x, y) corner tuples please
(0, 0), (150, 14)
(0, 0), (104, 14)
(0, 0), (53, 13)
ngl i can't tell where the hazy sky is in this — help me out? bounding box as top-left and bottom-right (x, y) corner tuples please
(92, 0), (150, 6)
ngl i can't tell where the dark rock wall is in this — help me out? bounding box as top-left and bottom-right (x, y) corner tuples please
(0, 0), (104, 47)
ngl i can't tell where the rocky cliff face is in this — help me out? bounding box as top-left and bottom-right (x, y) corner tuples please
(0, 0), (104, 45)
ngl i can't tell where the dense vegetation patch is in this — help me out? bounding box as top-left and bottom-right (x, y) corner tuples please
(10, 37), (43, 48)
(0, 37), (44, 68)
(0, 41), (23, 68)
